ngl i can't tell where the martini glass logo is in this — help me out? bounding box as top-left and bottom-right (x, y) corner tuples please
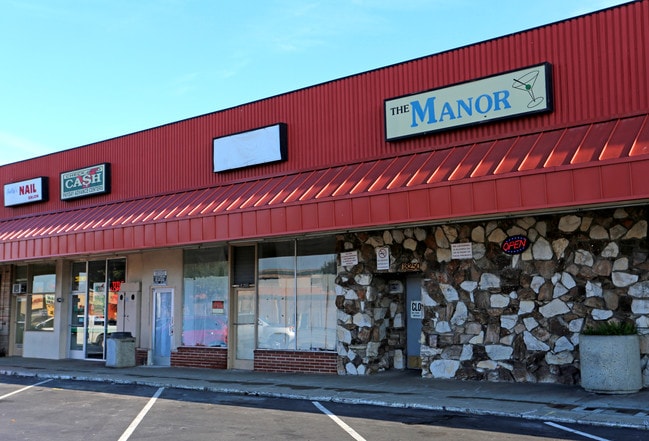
(512, 70), (544, 108)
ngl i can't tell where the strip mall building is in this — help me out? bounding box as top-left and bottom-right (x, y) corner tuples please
(1, 1), (648, 385)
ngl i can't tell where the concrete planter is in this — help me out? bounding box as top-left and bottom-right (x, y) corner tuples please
(579, 334), (642, 394)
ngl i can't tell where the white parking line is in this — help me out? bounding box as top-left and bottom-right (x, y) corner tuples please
(118, 387), (164, 441)
(312, 401), (366, 441)
(545, 421), (610, 441)
(0, 379), (52, 400)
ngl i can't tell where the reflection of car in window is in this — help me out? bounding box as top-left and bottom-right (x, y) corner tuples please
(182, 316), (228, 347)
(258, 318), (295, 349)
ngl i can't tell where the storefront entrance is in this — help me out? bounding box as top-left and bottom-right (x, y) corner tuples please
(152, 287), (173, 366)
(232, 287), (255, 370)
(68, 259), (124, 360)
(11, 295), (26, 356)
(406, 277), (423, 369)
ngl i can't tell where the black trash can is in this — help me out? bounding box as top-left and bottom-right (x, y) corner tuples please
(106, 332), (136, 368)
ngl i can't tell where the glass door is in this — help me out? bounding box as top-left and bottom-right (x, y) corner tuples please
(12, 295), (27, 356)
(69, 292), (86, 359)
(233, 287), (256, 370)
(152, 287), (173, 366)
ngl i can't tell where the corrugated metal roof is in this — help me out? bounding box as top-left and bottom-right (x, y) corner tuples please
(1, 115), (649, 261)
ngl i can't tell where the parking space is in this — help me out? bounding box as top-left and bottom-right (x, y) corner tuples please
(1, 376), (647, 441)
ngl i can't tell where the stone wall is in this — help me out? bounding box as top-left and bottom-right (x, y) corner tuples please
(335, 206), (649, 385)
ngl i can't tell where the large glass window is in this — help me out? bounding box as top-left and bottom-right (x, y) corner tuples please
(258, 238), (336, 351)
(182, 247), (229, 347)
(14, 263), (57, 332)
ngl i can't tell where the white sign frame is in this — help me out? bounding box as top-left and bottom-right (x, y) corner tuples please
(4, 177), (48, 207)
(385, 63), (552, 141)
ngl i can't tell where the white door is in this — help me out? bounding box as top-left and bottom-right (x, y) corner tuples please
(232, 287), (255, 370)
(152, 287), (173, 366)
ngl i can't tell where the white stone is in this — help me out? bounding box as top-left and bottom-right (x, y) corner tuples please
(430, 360), (460, 379)
(460, 281), (478, 293)
(589, 225), (609, 240)
(391, 229), (405, 243)
(393, 350), (405, 369)
(524, 331), (550, 351)
(472, 243), (486, 259)
(552, 238), (570, 259)
(574, 249), (594, 266)
(366, 342), (381, 358)
(435, 321), (452, 333)
(403, 238), (417, 251)
(414, 227), (427, 241)
(442, 226), (458, 243)
(500, 334), (514, 345)
(561, 272), (576, 289)
(613, 208), (628, 219)
(451, 302), (468, 325)
(437, 248), (452, 263)
(532, 237), (553, 260)
(486, 345), (513, 360)
(353, 313), (373, 328)
(636, 316), (649, 329)
(551, 272), (561, 285)
(490, 294), (510, 308)
(517, 216), (536, 230)
(624, 220), (647, 239)
(591, 309), (614, 320)
(530, 276), (545, 293)
(460, 344), (473, 361)
(519, 300), (535, 314)
(629, 281), (649, 298)
(337, 310), (352, 324)
(393, 313), (403, 328)
(586, 281), (603, 298)
(500, 314), (518, 330)
(471, 226), (485, 242)
(373, 308), (387, 321)
(440, 284), (459, 302)
(507, 225), (527, 237)
(553, 283), (569, 299)
(422, 291), (438, 307)
(568, 318), (584, 333)
(344, 288), (358, 300)
(524, 317), (538, 330)
(354, 273), (372, 286)
(487, 228), (507, 243)
(546, 351), (574, 365)
(539, 299), (570, 317)
(632, 300), (649, 314)
(601, 242), (619, 258)
(613, 257), (629, 271)
(337, 326), (352, 344)
(479, 273), (501, 290)
(558, 215), (581, 232)
(477, 360), (499, 370)
(536, 221), (548, 237)
(469, 331), (484, 344)
(435, 227), (449, 248)
(612, 272), (639, 287)
(382, 230), (393, 245)
(367, 236), (384, 248)
(610, 224), (627, 240)
(357, 364), (367, 375)
(554, 336), (574, 352)
(345, 362), (358, 375)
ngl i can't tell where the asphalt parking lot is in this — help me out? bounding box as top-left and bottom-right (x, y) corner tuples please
(1, 375), (647, 441)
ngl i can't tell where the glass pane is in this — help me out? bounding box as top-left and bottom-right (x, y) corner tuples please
(154, 290), (173, 360)
(236, 288), (255, 360)
(69, 293), (85, 351)
(258, 241), (295, 350)
(15, 297), (26, 345)
(87, 261), (107, 358)
(182, 248), (229, 347)
(31, 263), (56, 293)
(107, 259), (126, 336)
(296, 238), (337, 350)
(71, 262), (87, 292)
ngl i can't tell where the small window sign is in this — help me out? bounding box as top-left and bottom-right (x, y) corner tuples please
(451, 242), (473, 260)
(153, 270), (168, 285)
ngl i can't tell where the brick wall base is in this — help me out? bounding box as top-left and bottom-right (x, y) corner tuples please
(254, 350), (337, 374)
(171, 346), (227, 369)
(135, 348), (148, 366)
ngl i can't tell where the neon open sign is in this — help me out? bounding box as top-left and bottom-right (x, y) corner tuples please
(502, 235), (530, 255)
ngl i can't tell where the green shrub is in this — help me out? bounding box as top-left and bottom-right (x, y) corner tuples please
(582, 321), (637, 336)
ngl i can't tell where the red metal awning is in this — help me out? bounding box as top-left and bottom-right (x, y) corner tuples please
(2, 115), (649, 261)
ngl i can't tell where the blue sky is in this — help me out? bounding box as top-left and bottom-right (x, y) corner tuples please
(0, 0), (631, 165)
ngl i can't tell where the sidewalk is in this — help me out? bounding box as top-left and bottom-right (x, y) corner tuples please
(0, 356), (647, 430)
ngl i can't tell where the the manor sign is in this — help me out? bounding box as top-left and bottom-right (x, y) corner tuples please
(385, 63), (552, 141)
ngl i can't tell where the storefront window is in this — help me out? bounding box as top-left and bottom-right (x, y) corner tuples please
(182, 247), (229, 347)
(21, 263), (56, 331)
(258, 238), (336, 351)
